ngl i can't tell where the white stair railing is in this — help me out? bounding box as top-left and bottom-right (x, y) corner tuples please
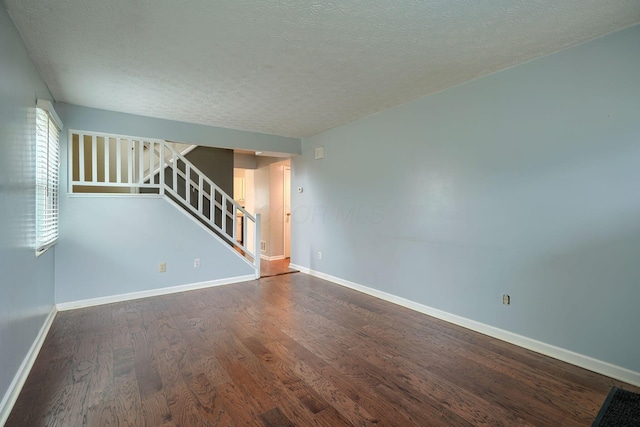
(68, 130), (261, 277)
(142, 142), (196, 184)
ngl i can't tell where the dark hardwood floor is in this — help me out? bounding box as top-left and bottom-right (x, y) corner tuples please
(6, 273), (638, 426)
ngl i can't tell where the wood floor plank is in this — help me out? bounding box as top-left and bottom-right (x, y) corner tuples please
(353, 343), (534, 426)
(141, 391), (175, 427)
(268, 338), (406, 426)
(132, 330), (164, 399)
(3, 388), (38, 426)
(7, 273), (640, 426)
(213, 325), (336, 426)
(248, 324), (403, 425)
(85, 400), (117, 427)
(47, 380), (90, 427)
(187, 347), (232, 388)
(21, 356), (74, 425)
(237, 335), (335, 426)
(259, 407), (295, 427)
(114, 377), (144, 427)
(156, 346), (223, 426)
(85, 333), (114, 409)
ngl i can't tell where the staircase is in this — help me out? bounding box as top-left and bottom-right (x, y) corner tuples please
(68, 130), (261, 278)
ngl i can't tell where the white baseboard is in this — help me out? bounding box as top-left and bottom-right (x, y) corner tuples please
(289, 264), (640, 388)
(0, 306), (57, 426)
(289, 263), (309, 274)
(260, 255), (286, 261)
(56, 275), (255, 311)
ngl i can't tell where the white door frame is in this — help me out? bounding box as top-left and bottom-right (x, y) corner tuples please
(284, 166), (291, 258)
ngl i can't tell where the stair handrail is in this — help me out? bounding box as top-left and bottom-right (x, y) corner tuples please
(150, 145), (237, 224)
(143, 143), (196, 184)
(161, 143), (256, 222)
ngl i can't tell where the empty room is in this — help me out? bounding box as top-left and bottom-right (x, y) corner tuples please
(1, 1), (640, 426)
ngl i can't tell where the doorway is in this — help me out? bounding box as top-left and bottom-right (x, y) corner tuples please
(247, 158), (297, 278)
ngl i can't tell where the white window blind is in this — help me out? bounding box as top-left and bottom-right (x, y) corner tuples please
(35, 104), (61, 255)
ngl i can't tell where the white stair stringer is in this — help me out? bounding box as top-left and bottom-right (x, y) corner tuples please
(163, 196), (257, 271)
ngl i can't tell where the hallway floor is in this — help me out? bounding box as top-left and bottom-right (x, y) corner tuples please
(260, 258), (298, 278)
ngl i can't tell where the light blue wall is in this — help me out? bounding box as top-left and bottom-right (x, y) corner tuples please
(54, 104), (264, 304)
(0, 5), (56, 410)
(292, 25), (640, 373)
(56, 103), (301, 154)
(55, 197), (254, 303)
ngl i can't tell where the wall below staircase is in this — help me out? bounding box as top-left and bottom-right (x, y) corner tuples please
(55, 196), (254, 304)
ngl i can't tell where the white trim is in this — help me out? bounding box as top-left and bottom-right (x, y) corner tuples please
(35, 239), (57, 257)
(261, 255), (286, 261)
(289, 263), (310, 274)
(67, 128), (73, 194)
(0, 306), (57, 426)
(68, 128), (166, 144)
(36, 99), (62, 130)
(125, 143), (195, 188)
(56, 275), (255, 311)
(69, 181), (160, 188)
(289, 264), (640, 388)
(179, 144), (197, 157)
(67, 193), (164, 199)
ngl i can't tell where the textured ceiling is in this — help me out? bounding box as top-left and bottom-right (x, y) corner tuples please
(6, 0), (640, 138)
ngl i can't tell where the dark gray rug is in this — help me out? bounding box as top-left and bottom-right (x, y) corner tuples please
(592, 387), (640, 426)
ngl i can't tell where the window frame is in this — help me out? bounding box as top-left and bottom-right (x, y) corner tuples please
(35, 99), (62, 256)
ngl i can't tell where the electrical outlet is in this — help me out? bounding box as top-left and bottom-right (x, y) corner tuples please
(502, 294), (510, 305)
(159, 262), (166, 273)
(317, 251), (322, 260)
(194, 258), (200, 268)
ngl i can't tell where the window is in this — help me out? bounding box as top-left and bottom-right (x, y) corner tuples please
(35, 100), (62, 255)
